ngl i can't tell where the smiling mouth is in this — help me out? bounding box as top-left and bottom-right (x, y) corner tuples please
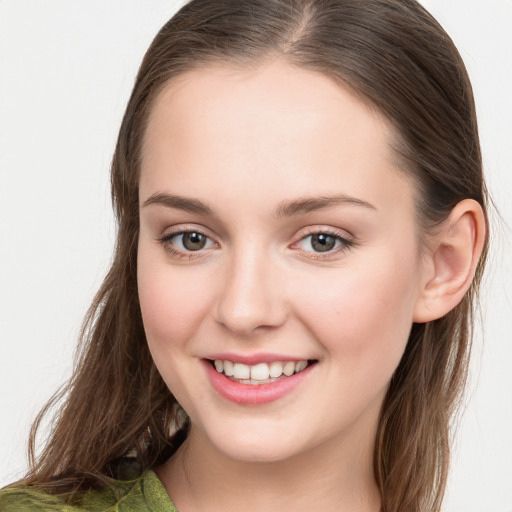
(208, 359), (315, 385)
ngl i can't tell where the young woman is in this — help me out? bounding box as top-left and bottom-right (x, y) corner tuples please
(0, 1), (489, 511)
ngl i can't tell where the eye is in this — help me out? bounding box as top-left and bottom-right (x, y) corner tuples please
(302, 233), (338, 252)
(158, 229), (217, 256)
(176, 231), (210, 251)
(295, 231), (353, 255)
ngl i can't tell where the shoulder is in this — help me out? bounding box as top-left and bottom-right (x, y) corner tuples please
(0, 484), (81, 512)
(0, 470), (177, 512)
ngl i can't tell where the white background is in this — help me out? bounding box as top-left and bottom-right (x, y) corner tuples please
(0, 1), (511, 510)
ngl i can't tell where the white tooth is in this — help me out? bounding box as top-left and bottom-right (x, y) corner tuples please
(214, 360), (224, 373)
(283, 361), (295, 376)
(269, 361), (283, 378)
(295, 360), (308, 373)
(233, 363), (250, 379)
(250, 363), (270, 380)
(223, 360), (234, 376)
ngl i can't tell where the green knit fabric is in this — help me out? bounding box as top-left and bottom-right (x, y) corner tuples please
(0, 470), (178, 512)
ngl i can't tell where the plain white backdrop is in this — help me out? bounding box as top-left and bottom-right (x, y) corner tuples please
(0, 1), (511, 510)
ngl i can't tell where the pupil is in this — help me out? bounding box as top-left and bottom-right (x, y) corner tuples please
(183, 232), (206, 250)
(312, 234), (335, 252)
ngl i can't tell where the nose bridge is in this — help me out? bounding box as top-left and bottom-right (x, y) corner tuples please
(215, 241), (285, 335)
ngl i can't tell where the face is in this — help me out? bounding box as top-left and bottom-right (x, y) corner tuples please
(137, 60), (426, 463)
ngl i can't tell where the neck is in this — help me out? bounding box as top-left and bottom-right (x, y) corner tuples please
(156, 420), (381, 512)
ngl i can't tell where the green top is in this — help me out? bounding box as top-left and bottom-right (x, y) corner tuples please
(0, 470), (178, 512)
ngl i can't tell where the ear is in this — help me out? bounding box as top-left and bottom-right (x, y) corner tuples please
(413, 199), (486, 323)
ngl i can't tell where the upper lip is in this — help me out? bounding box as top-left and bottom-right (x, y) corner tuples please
(204, 353), (314, 365)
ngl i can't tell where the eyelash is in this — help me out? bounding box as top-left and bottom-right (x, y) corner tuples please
(157, 228), (354, 261)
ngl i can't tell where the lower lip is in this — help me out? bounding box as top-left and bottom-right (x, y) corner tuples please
(203, 360), (315, 405)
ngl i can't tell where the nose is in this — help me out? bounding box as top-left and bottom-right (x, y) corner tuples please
(214, 245), (287, 337)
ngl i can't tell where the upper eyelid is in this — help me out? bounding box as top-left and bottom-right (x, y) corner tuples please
(158, 225), (350, 237)
(158, 224), (217, 241)
(298, 231), (349, 242)
(293, 226), (354, 242)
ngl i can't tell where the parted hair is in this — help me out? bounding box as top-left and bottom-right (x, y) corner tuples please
(24, 1), (488, 511)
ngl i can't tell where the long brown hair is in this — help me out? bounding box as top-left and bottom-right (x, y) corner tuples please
(23, 1), (488, 510)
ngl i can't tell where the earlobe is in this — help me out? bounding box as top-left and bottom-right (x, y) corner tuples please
(413, 199), (486, 323)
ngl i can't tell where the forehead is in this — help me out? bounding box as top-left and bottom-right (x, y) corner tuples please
(140, 59), (414, 217)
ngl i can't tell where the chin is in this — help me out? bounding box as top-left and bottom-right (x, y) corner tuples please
(216, 437), (301, 464)
(199, 417), (318, 464)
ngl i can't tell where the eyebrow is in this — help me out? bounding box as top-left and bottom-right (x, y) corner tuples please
(142, 192), (376, 216)
(274, 195), (376, 217)
(142, 192), (214, 215)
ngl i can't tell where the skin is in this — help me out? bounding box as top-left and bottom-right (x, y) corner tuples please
(136, 59), (435, 512)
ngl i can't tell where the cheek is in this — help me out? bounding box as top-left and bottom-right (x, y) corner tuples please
(137, 249), (213, 348)
(292, 250), (420, 371)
